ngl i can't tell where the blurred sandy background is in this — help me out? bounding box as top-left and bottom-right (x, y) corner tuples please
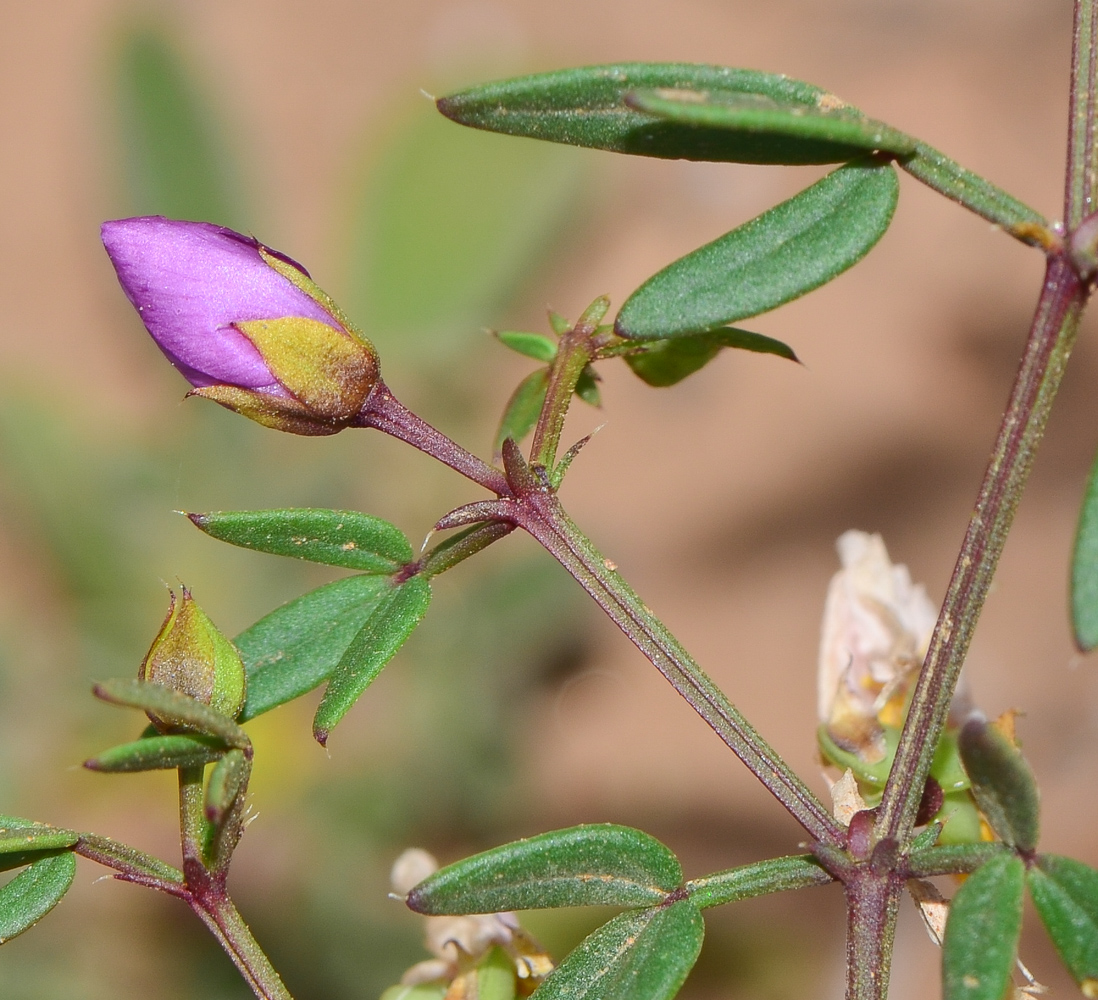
(1, 0), (1096, 998)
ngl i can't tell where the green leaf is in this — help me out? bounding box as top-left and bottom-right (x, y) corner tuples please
(346, 102), (583, 359)
(84, 733), (227, 772)
(942, 853), (1025, 1000)
(113, 22), (244, 227)
(438, 63), (898, 165)
(616, 159), (898, 340)
(497, 331), (558, 363)
(205, 748), (250, 826)
(313, 575), (432, 743)
(908, 824), (943, 854)
(1073, 445), (1098, 650)
(533, 899), (703, 1000)
(93, 678), (249, 749)
(406, 825), (682, 914)
(906, 842), (1008, 879)
(574, 367), (601, 407)
(898, 141), (1051, 244)
(958, 718), (1039, 851)
(235, 574), (393, 721)
(626, 87), (914, 157)
(625, 327), (798, 386)
(420, 522), (515, 579)
(188, 508), (412, 574)
(1028, 855), (1098, 995)
(495, 368), (550, 456)
(0, 853), (77, 945)
(0, 818), (78, 873)
(0, 823), (77, 857)
(76, 833), (183, 885)
(684, 855), (830, 909)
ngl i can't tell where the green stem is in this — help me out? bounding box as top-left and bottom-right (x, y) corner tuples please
(904, 842), (1008, 879)
(178, 766), (292, 999)
(530, 323), (596, 469)
(487, 454), (843, 845)
(898, 143), (1059, 250)
(178, 765), (207, 870)
(190, 892), (294, 1000)
(1067, 0), (1098, 228)
(875, 255), (1084, 845)
(74, 833), (184, 893)
(845, 873), (904, 1000)
(685, 855), (832, 909)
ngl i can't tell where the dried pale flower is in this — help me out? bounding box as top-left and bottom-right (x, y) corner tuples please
(817, 530), (939, 762)
(389, 849), (552, 997)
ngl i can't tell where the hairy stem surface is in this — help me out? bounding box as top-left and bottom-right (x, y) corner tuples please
(484, 466), (843, 844)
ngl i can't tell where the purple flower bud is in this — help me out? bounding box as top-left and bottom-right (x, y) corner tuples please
(102, 216), (379, 434)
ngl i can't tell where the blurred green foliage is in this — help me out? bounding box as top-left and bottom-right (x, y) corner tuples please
(113, 23), (247, 229)
(0, 14), (592, 1000)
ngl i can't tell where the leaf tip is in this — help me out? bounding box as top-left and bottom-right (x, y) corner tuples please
(313, 725), (329, 748)
(186, 511), (210, 530)
(82, 758), (102, 771)
(435, 95), (460, 122)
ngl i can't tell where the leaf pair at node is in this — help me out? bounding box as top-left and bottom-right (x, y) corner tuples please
(404, 824), (830, 1000)
(189, 508), (433, 743)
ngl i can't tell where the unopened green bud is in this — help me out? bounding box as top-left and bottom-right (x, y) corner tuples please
(139, 589), (246, 731)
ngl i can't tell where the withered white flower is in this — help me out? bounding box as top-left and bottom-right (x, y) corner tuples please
(817, 531), (939, 764)
(390, 848), (553, 993)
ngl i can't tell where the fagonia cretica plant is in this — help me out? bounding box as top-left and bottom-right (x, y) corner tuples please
(4, 6), (1098, 1000)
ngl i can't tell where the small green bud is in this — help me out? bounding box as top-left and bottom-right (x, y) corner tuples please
(138, 589), (246, 731)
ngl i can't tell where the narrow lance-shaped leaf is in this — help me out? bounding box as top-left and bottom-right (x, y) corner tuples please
(574, 367), (601, 407)
(958, 718), (1039, 851)
(942, 854), (1025, 1000)
(684, 855), (830, 910)
(625, 327), (798, 387)
(1072, 444), (1098, 651)
(616, 159), (898, 340)
(906, 842), (1008, 879)
(0, 822), (78, 857)
(0, 853), (77, 945)
(533, 899), (703, 1000)
(496, 330), (558, 363)
(93, 678), (249, 749)
(495, 368), (549, 456)
(189, 509), (412, 574)
(0, 818), (79, 873)
(84, 733), (227, 773)
(625, 87), (915, 157)
(313, 575), (432, 744)
(205, 748), (250, 826)
(406, 825), (682, 915)
(1028, 855), (1098, 996)
(235, 574), (393, 721)
(0, 817), (78, 874)
(439, 63), (900, 165)
(898, 141), (1053, 246)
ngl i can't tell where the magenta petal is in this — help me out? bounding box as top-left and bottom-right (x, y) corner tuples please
(101, 217), (340, 389)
